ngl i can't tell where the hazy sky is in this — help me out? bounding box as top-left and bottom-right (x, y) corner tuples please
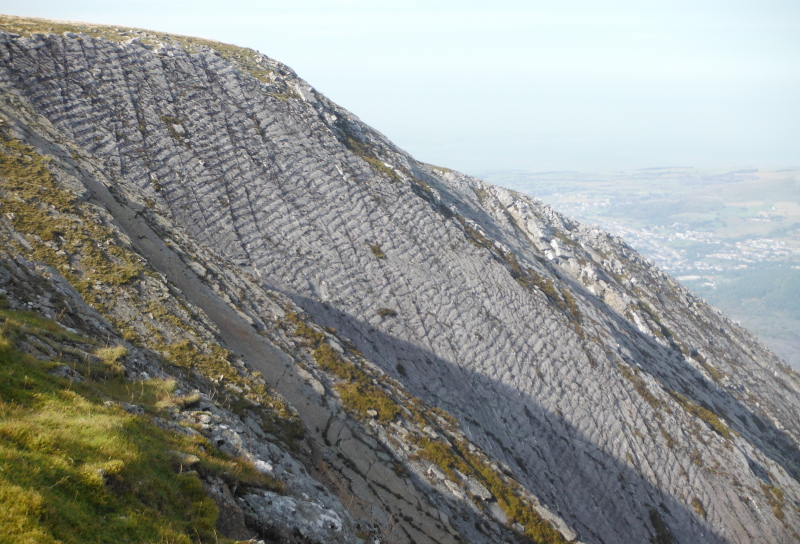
(1, 1), (798, 174)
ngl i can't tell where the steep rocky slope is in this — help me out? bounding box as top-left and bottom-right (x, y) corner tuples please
(0, 15), (798, 544)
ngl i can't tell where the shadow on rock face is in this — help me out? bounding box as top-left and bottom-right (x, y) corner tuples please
(291, 293), (798, 544)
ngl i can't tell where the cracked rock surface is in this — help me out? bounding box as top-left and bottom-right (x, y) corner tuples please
(0, 15), (799, 544)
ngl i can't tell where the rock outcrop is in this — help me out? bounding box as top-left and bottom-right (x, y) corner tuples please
(0, 14), (798, 544)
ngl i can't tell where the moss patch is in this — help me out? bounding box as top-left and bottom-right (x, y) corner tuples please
(0, 130), (144, 296)
(668, 391), (731, 439)
(293, 320), (400, 423)
(412, 437), (569, 544)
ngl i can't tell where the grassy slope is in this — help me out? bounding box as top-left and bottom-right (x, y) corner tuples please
(0, 304), (284, 543)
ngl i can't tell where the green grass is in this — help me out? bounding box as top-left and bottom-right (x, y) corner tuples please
(668, 391), (731, 439)
(335, 382), (401, 422)
(74, 345), (127, 381)
(175, 36), (277, 84)
(0, 14), (131, 42)
(0, 307), (86, 345)
(411, 437), (568, 544)
(761, 483), (785, 520)
(0, 307), (284, 543)
(307, 332), (400, 422)
(0, 314), (284, 543)
(0, 130), (144, 293)
(617, 364), (663, 413)
(288, 311), (410, 422)
(332, 119), (402, 183)
(158, 339), (304, 442)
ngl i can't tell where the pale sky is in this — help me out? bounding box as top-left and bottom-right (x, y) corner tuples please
(1, 1), (798, 174)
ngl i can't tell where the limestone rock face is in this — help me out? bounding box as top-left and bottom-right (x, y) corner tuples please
(0, 15), (799, 544)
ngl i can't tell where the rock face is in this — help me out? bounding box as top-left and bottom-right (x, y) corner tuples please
(0, 15), (799, 544)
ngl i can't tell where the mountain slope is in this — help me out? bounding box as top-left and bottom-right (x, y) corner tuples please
(0, 15), (798, 544)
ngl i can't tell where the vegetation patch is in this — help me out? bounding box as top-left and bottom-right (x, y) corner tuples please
(333, 119), (401, 182)
(636, 300), (673, 341)
(453, 214), (493, 251)
(76, 345), (127, 381)
(684, 348), (725, 382)
(560, 287), (583, 336)
(160, 339), (233, 378)
(159, 338), (302, 440)
(0, 309), (281, 544)
(473, 187), (489, 204)
(761, 483), (785, 520)
(0, 130), (144, 295)
(0, 15), (132, 42)
(0, 128), (302, 453)
(659, 428), (677, 450)
(648, 508), (674, 544)
(369, 243), (386, 259)
(0, 306), (87, 346)
(668, 391), (731, 439)
(617, 364), (663, 412)
(690, 448), (704, 467)
(411, 436), (569, 544)
(176, 36), (278, 84)
(691, 497), (707, 519)
(335, 382), (401, 422)
(287, 313), (400, 422)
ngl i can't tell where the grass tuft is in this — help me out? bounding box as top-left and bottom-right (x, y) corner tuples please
(668, 390), (731, 439)
(0, 313), (234, 543)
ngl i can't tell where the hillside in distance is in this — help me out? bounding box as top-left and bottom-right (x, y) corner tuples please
(478, 168), (800, 369)
(0, 15), (799, 544)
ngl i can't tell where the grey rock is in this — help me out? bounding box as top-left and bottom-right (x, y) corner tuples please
(119, 402), (145, 415)
(0, 18), (797, 544)
(457, 471), (492, 501)
(49, 364), (83, 382)
(238, 490), (356, 544)
(203, 476), (253, 541)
